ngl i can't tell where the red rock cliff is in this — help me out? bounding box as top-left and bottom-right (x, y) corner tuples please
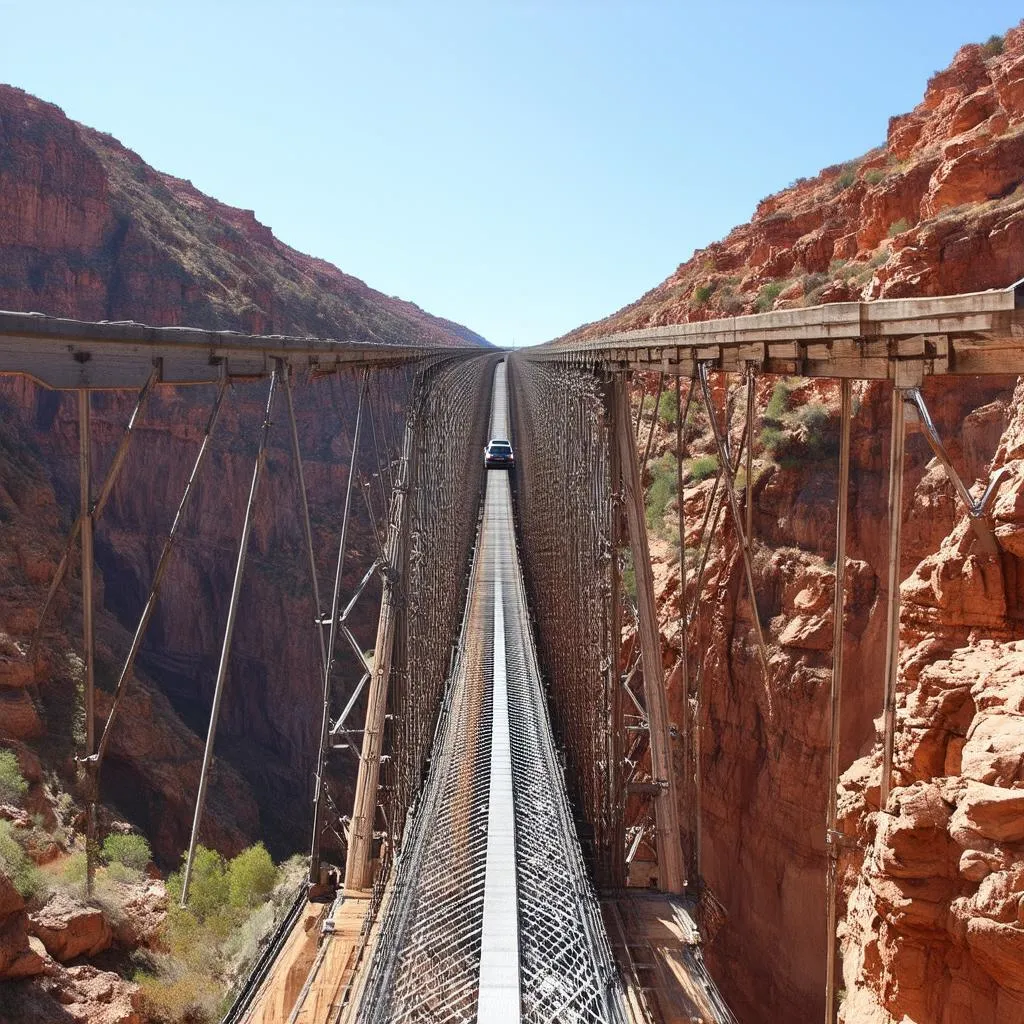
(0, 84), (484, 869)
(603, 23), (1024, 1024)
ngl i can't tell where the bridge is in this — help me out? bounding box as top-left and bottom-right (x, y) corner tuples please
(1, 281), (1022, 1023)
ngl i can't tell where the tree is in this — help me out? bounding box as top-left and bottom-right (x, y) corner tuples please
(227, 843), (277, 909)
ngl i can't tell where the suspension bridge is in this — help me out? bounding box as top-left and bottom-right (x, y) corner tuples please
(1, 281), (1022, 1023)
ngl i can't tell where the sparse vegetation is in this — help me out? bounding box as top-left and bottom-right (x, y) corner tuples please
(755, 280), (784, 312)
(645, 455), (678, 531)
(693, 282), (715, 305)
(803, 272), (828, 296)
(887, 218), (909, 237)
(765, 380), (792, 423)
(141, 844), (297, 1024)
(864, 169), (886, 186)
(657, 389), (679, 426)
(982, 34), (1005, 58)
(0, 749), (28, 806)
(687, 455), (719, 482)
(0, 820), (45, 900)
(102, 832), (152, 872)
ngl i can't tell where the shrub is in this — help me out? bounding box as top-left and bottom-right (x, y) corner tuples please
(760, 425), (786, 456)
(103, 833), (152, 872)
(982, 34), (1004, 57)
(802, 272), (828, 296)
(828, 258), (849, 277)
(106, 860), (144, 884)
(693, 282), (714, 305)
(167, 846), (229, 922)
(798, 403), (838, 460)
(764, 380), (791, 423)
(0, 820), (45, 900)
(887, 218), (909, 237)
(687, 455), (719, 482)
(657, 389), (679, 426)
(137, 963), (222, 1024)
(227, 843), (277, 910)
(645, 455), (678, 531)
(864, 169), (886, 186)
(0, 750), (27, 806)
(755, 281), (783, 313)
(835, 166), (857, 190)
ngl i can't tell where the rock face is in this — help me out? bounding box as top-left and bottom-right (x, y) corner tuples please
(0, 83), (485, 867)
(0, 872), (45, 980)
(833, 380), (1024, 1024)
(28, 891), (112, 962)
(593, 22), (1024, 1024)
(566, 28), (1024, 339)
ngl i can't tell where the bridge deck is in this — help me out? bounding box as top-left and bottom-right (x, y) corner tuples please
(352, 361), (626, 1022)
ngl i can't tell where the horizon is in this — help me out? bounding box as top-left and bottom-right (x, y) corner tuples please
(1, 1), (1022, 347)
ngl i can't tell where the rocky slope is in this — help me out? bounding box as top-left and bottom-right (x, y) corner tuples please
(568, 30), (1024, 339)
(609, 23), (1024, 1024)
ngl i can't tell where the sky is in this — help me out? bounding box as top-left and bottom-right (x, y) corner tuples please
(1, 1), (1021, 347)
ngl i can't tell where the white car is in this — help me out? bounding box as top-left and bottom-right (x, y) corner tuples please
(484, 439), (515, 470)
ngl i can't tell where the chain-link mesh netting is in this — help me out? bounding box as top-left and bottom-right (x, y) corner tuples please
(383, 352), (496, 861)
(506, 356), (622, 887)
(358, 363), (626, 1023)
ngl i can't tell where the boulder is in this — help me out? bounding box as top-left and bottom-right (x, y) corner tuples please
(28, 892), (112, 962)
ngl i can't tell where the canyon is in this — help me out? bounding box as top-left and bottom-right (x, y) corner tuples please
(3, 18), (1024, 1024)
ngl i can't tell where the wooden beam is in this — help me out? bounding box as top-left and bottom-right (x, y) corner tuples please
(613, 374), (685, 895)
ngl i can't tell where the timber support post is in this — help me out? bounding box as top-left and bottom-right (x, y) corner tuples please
(310, 371), (368, 887)
(613, 372), (685, 895)
(824, 377), (853, 1024)
(344, 400), (415, 892)
(880, 386), (907, 808)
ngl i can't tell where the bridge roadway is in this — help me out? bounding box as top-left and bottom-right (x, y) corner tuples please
(353, 360), (626, 1022)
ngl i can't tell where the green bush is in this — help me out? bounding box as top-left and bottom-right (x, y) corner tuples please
(887, 218), (909, 237)
(693, 282), (714, 305)
(645, 455), (678, 531)
(106, 860), (145, 884)
(167, 846), (230, 922)
(657, 389), (679, 426)
(103, 833), (152, 872)
(835, 166), (857, 190)
(760, 425), (786, 457)
(864, 169), (886, 186)
(764, 380), (791, 423)
(798, 403), (838, 460)
(755, 281), (784, 313)
(687, 455), (719, 482)
(982, 34), (1004, 57)
(0, 820), (45, 900)
(227, 843), (277, 910)
(0, 750), (27, 806)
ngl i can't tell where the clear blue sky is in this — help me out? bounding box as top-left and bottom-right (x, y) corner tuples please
(1, 1), (1020, 346)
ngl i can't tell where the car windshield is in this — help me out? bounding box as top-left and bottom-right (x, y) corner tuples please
(490, 443), (511, 451)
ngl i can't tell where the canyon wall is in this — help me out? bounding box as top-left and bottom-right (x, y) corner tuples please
(604, 23), (1024, 1024)
(0, 83), (482, 866)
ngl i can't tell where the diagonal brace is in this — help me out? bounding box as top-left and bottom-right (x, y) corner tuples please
(697, 362), (773, 706)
